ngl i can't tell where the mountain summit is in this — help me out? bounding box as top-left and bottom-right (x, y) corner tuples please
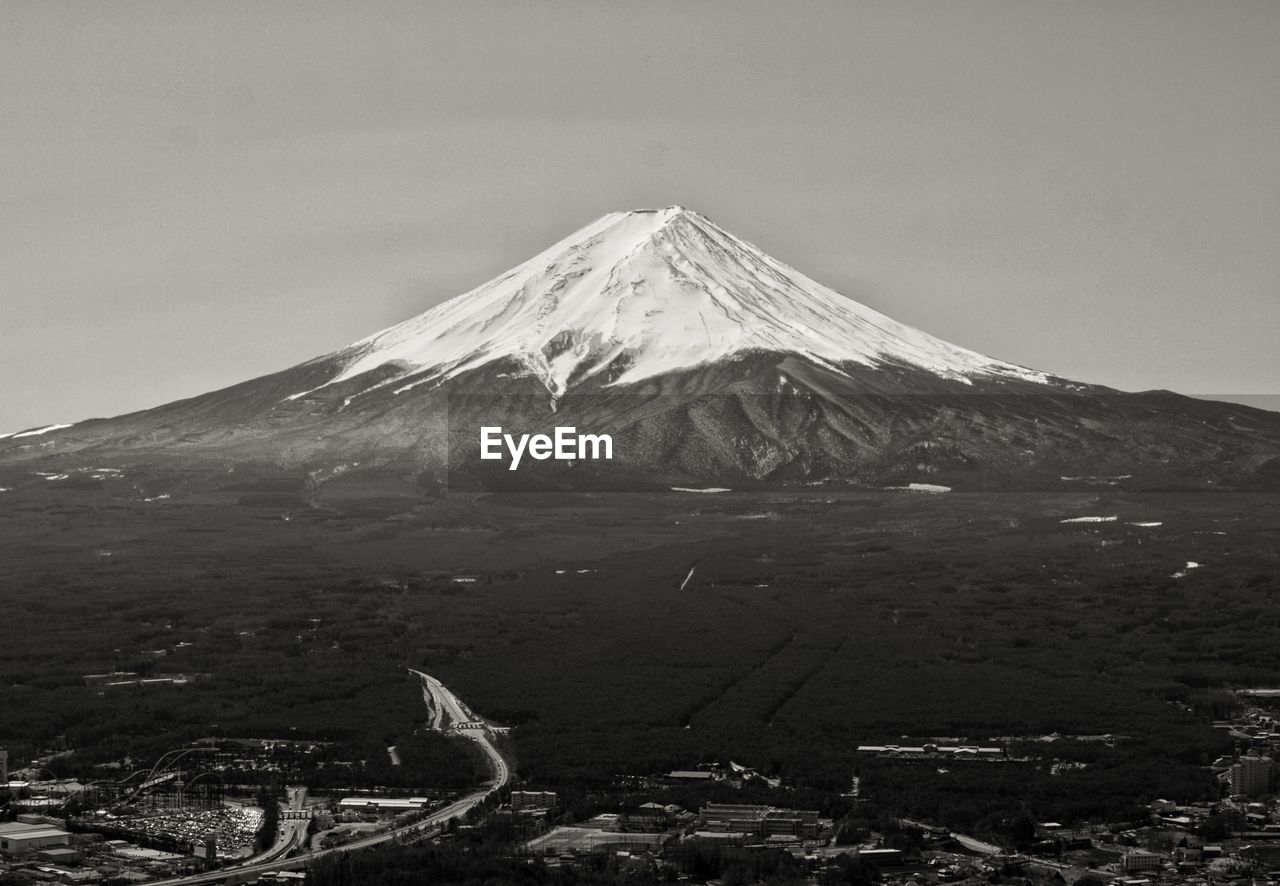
(4, 207), (1279, 490)
(291, 206), (1049, 406)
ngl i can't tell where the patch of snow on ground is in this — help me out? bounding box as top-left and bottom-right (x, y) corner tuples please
(672, 487), (731, 493)
(1061, 515), (1118, 523)
(12, 423), (73, 438)
(1172, 561), (1202, 579)
(906, 483), (951, 493)
(1130, 522), (1163, 527)
(143, 493), (171, 502)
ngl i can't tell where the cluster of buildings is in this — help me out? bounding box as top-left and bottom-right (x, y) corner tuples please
(1215, 694), (1280, 800)
(491, 790), (561, 837)
(694, 803), (823, 843)
(318, 794), (451, 847)
(1101, 827), (1280, 883)
(519, 800), (830, 860)
(1014, 793), (1280, 886)
(0, 817), (211, 884)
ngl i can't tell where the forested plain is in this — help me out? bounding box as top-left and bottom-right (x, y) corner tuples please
(1, 468), (1277, 829)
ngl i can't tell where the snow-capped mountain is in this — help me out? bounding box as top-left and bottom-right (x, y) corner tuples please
(3, 206), (1279, 491)
(291, 206), (1050, 407)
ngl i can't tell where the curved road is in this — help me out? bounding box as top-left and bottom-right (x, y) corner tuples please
(240, 786), (309, 868)
(144, 670), (509, 886)
(407, 668), (510, 789)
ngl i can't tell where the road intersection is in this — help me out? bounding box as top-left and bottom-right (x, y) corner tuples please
(144, 670), (509, 886)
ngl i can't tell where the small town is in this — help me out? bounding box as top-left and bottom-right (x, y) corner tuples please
(2, 678), (1279, 886)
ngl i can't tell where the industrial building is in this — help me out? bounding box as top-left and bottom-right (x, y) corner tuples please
(664, 770), (714, 782)
(337, 796), (432, 813)
(697, 804), (821, 840)
(34, 847), (83, 866)
(0, 822), (73, 856)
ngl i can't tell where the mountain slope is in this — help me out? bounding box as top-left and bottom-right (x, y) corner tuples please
(3, 206), (1279, 491)
(287, 206), (1054, 406)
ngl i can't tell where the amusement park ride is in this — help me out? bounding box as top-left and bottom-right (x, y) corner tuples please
(83, 748), (226, 815)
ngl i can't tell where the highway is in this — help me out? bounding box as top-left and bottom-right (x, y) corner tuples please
(144, 670), (510, 886)
(242, 786), (310, 867)
(408, 668), (511, 789)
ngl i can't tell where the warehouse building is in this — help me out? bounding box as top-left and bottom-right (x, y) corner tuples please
(337, 796), (431, 813)
(0, 821), (73, 856)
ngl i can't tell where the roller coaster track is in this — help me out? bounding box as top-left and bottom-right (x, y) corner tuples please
(108, 747), (218, 811)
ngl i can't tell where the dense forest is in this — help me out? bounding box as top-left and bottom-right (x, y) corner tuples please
(0, 486), (1276, 832)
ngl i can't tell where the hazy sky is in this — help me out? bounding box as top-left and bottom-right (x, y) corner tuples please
(3, 0), (1278, 430)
